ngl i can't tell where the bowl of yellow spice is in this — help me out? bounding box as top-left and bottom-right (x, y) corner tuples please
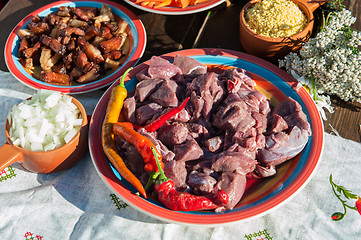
(240, 0), (325, 61)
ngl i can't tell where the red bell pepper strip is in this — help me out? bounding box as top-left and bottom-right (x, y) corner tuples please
(151, 146), (228, 211)
(140, 97), (190, 132)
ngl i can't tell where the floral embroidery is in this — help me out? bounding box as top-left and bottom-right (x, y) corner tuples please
(244, 229), (273, 240)
(24, 231), (43, 240)
(356, 196), (361, 215)
(110, 193), (128, 210)
(329, 174), (360, 221)
(0, 166), (16, 182)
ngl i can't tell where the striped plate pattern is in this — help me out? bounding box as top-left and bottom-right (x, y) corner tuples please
(124, 0), (227, 15)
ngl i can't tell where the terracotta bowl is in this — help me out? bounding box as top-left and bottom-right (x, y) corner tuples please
(0, 95), (88, 173)
(239, 0), (326, 61)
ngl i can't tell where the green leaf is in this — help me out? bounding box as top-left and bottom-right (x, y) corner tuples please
(343, 189), (358, 200)
(337, 185), (358, 200)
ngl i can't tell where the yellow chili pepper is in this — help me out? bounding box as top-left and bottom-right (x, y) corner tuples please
(101, 68), (147, 198)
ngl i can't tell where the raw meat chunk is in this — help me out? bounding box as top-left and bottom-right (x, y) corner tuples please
(188, 171), (217, 195)
(149, 80), (179, 107)
(215, 172), (247, 210)
(158, 123), (188, 147)
(173, 54), (207, 76)
(173, 139), (204, 162)
(148, 56), (182, 80)
(136, 103), (163, 125)
(257, 126), (310, 166)
(212, 151), (257, 174)
(164, 160), (187, 188)
(135, 79), (163, 102)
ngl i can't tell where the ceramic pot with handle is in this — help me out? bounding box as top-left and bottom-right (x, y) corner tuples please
(0, 96), (88, 173)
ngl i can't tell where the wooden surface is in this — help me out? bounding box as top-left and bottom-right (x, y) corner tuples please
(0, 0), (360, 142)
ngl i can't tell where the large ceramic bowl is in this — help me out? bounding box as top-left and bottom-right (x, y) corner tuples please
(5, 0), (146, 94)
(89, 48), (323, 226)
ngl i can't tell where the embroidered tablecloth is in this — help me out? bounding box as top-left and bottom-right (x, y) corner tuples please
(0, 71), (360, 240)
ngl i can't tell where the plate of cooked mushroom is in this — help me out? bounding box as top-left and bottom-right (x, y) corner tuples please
(5, 0), (146, 94)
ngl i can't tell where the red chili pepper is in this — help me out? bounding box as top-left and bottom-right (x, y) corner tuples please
(141, 97), (190, 132)
(212, 189), (229, 206)
(102, 67), (148, 198)
(151, 147), (228, 211)
(356, 196), (361, 215)
(113, 122), (163, 173)
(155, 180), (219, 211)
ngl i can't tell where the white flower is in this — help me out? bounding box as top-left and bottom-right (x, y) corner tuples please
(315, 95), (334, 121)
(289, 70), (333, 120)
(279, 8), (361, 103)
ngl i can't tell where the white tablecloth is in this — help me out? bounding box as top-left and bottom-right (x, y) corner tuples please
(1, 71), (360, 240)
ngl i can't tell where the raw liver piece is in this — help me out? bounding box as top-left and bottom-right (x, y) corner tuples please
(148, 56), (182, 80)
(273, 97), (311, 134)
(188, 170), (217, 195)
(211, 151), (257, 174)
(164, 160), (187, 188)
(215, 172), (247, 210)
(173, 139), (204, 162)
(158, 123), (189, 147)
(149, 80), (179, 107)
(213, 93), (248, 131)
(122, 96), (136, 123)
(135, 78), (162, 102)
(173, 54), (207, 76)
(257, 126), (310, 166)
(135, 103), (162, 125)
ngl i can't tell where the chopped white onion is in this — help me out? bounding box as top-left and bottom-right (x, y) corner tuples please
(7, 90), (83, 152)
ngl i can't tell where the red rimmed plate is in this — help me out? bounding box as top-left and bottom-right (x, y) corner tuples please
(5, 0), (146, 94)
(89, 48), (324, 226)
(124, 0), (226, 15)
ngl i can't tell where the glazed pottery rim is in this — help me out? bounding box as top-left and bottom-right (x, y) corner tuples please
(4, 0), (146, 94)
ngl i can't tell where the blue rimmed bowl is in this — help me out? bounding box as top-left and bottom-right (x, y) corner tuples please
(5, 0), (146, 94)
(89, 48), (324, 226)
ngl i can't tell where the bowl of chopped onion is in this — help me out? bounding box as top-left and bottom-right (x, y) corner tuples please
(0, 90), (88, 173)
(239, 0), (326, 61)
